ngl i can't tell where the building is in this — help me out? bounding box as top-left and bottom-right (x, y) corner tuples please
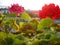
(0, 8), (9, 14)
(0, 6), (9, 14)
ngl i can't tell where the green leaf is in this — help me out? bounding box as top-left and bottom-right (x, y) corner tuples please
(16, 34), (28, 42)
(1, 36), (14, 45)
(32, 39), (40, 45)
(19, 22), (24, 28)
(38, 18), (53, 29)
(27, 42), (32, 45)
(8, 33), (16, 39)
(21, 12), (31, 20)
(13, 38), (26, 45)
(0, 32), (6, 41)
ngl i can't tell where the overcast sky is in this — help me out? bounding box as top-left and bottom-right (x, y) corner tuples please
(0, 0), (60, 10)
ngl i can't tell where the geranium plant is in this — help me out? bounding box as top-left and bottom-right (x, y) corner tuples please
(39, 3), (60, 20)
(9, 4), (31, 20)
(9, 4), (24, 16)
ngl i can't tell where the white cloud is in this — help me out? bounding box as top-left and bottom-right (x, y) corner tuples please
(0, 0), (60, 10)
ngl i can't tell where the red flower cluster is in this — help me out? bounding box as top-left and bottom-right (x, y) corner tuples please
(9, 4), (24, 16)
(39, 3), (60, 20)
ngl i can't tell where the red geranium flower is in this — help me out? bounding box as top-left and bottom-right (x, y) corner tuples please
(9, 4), (24, 16)
(39, 3), (60, 20)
